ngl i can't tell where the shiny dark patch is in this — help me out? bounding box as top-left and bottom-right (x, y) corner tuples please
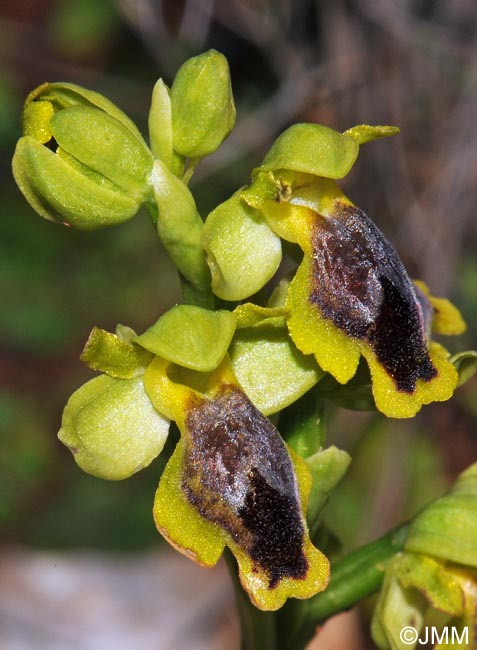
(309, 202), (437, 393)
(183, 386), (307, 588)
(44, 136), (59, 153)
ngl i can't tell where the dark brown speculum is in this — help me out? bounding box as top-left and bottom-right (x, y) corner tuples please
(309, 202), (437, 393)
(183, 385), (308, 588)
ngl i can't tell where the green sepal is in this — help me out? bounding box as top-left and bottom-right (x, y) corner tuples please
(305, 446), (351, 537)
(343, 124), (400, 145)
(405, 463), (477, 568)
(50, 105), (153, 201)
(148, 78), (184, 176)
(134, 304), (236, 372)
(241, 170), (286, 207)
(58, 374), (170, 480)
(371, 567), (427, 650)
(151, 159), (210, 292)
(392, 553), (464, 617)
(80, 326), (153, 378)
(450, 350), (477, 387)
(22, 81), (144, 143)
(229, 324), (322, 416)
(256, 123), (359, 179)
(202, 190), (282, 301)
(12, 136), (141, 229)
(171, 49), (236, 158)
(233, 303), (287, 329)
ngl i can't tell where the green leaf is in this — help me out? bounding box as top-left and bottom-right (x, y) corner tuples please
(135, 305), (236, 372)
(202, 190), (282, 301)
(151, 160), (210, 292)
(80, 326), (153, 378)
(229, 325), (322, 415)
(257, 123), (359, 179)
(58, 374), (170, 480)
(450, 350), (477, 387)
(343, 124), (400, 145)
(171, 49), (236, 158)
(12, 137), (140, 229)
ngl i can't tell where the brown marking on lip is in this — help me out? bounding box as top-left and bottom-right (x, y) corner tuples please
(309, 202), (437, 393)
(183, 385), (308, 588)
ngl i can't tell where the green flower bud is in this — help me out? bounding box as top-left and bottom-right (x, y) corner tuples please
(405, 463), (477, 567)
(372, 464), (477, 650)
(12, 82), (153, 229)
(148, 78), (185, 176)
(170, 50), (236, 158)
(58, 374), (169, 480)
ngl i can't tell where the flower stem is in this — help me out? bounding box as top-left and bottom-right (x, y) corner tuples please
(277, 523), (410, 650)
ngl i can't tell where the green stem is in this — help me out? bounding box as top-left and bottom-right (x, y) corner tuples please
(278, 523), (410, 650)
(182, 157), (200, 185)
(180, 276), (215, 308)
(224, 551), (278, 650)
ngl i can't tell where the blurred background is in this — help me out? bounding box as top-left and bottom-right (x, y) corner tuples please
(0, 1), (476, 648)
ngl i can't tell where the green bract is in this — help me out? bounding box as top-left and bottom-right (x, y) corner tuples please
(12, 82), (153, 229)
(134, 304), (237, 372)
(148, 79), (174, 168)
(170, 49), (236, 158)
(305, 447), (351, 533)
(58, 374), (169, 480)
(202, 190), (282, 300)
(151, 160), (210, 294)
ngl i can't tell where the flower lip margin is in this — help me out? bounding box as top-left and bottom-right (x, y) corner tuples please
(144, 356), (330, 610)
(307, 201), (437, 394)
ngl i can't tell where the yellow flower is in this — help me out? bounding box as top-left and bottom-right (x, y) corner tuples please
(242, 172), (466, 418)
(144, 355), (329, 610)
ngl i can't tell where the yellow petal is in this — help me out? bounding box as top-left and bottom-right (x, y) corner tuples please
(362, 342), (458, 418)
